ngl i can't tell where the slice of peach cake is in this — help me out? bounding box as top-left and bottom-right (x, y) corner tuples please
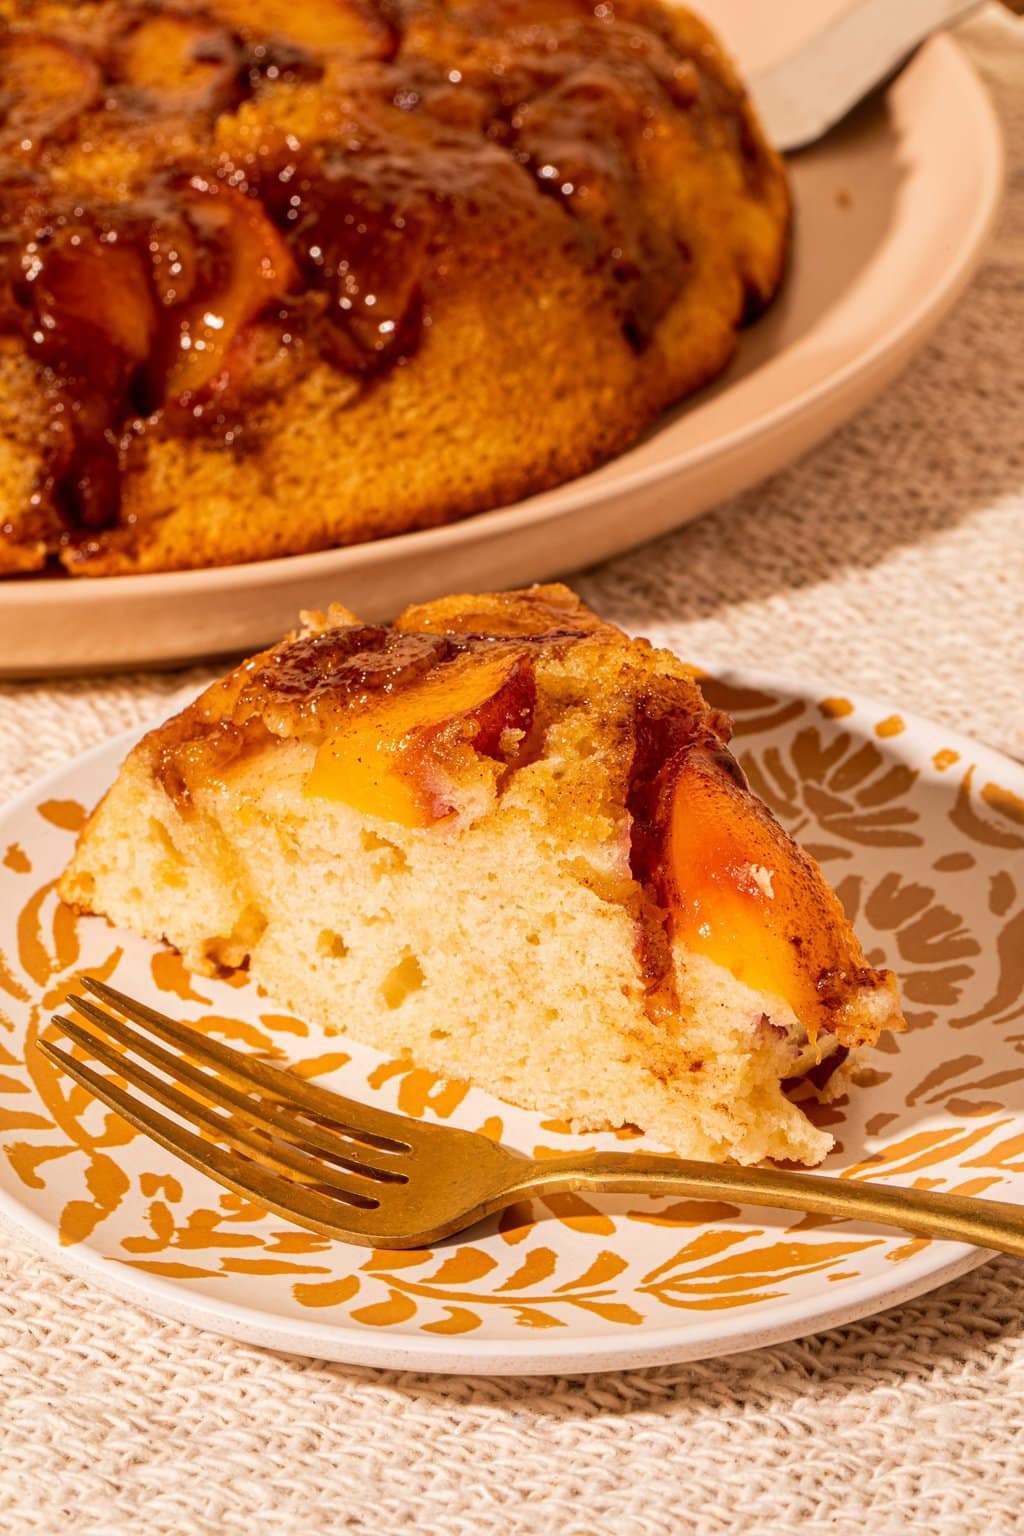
(60, 585), (902, 1165)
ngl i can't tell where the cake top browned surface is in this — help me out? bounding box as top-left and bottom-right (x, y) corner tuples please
(0, 0), (785, 567)
(148, 582), (709, 806)
(141, 582), (717, 808)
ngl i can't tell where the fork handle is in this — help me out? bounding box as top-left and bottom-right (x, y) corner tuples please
(512, 1153), (1024, 1258)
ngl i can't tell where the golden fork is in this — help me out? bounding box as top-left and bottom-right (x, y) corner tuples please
(37, 977), (1024, 1255)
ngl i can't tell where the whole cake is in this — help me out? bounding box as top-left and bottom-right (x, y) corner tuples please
(60, 586), (903, 1165)
(0, 0), (789, 576)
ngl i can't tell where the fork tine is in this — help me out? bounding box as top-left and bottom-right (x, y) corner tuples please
(49, 1014), (382, 1208)
(81, 977), (416, 1151)
(37, 1039), (389, 1244)
(64, 994), (407, 1185)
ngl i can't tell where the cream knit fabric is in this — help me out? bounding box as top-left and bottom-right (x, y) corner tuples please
(1, 12), (1023, 1534)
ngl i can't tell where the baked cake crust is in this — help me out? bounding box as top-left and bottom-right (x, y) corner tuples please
(0, 0), (789, 576)
(60, 586), (903, 1166)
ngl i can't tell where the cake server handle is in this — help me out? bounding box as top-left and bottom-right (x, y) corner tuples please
(512, 1151), (1024, 1258)
(751, 0), (1020, 153)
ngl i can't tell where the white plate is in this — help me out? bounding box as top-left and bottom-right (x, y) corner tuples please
(1, 658), (1022, 1374)
(0, 12), (1004, 675)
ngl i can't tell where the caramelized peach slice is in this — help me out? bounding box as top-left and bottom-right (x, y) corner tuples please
(164, 178), (297, 401)
(33, 233), (157, 365)
(0, 34), (101, 147)
(111, 12), (242, 114)
(666, 747), (885, 1041)
(306, 651), (535, 827)
(29, 232), (158, 529)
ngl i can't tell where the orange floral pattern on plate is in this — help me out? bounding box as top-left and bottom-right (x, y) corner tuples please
(1, 671), (1023, 1351)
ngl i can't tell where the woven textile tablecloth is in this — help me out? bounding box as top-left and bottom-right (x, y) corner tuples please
(2, 13), (1023, 1534)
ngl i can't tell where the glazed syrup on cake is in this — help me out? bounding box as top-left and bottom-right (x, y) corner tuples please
(153, 622), (548, 826)
(0, 0), (772, 551)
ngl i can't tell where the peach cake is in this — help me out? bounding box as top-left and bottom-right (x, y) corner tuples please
(0, 0), (788, 575)
(60, 587), (903, 1165)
